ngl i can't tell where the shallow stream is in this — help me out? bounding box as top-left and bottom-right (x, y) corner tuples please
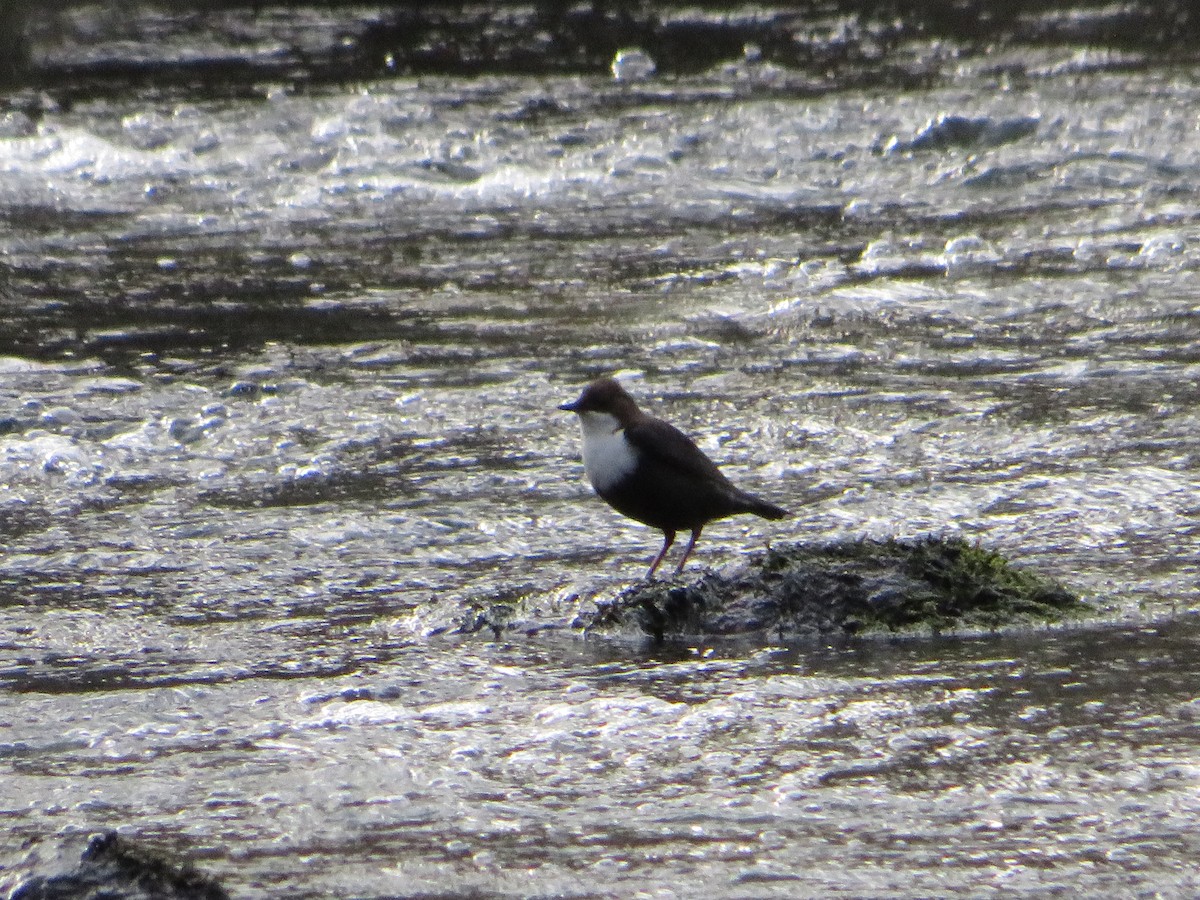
(2, 4), (1200, 896)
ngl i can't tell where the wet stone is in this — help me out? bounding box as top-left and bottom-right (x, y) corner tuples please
(584, 537), (1086, 643)
(12, 831), (229, 900)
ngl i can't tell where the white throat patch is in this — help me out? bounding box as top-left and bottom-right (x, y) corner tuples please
(576, 410), (638, 493)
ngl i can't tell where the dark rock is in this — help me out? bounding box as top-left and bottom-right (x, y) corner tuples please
(883, 115), (1040, 153)
(585, 536), (1086, 643)
(12, 832), (229, 900)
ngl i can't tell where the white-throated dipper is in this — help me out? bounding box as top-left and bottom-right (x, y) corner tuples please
(559, 377), (788, 578)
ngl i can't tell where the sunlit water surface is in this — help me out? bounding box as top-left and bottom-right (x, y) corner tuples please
(3, 32), (1200, 899)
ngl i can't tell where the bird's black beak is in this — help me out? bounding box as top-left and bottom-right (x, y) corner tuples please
(558, 399), (580, 412)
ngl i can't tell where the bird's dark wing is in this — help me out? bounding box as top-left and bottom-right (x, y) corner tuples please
(623, 417), (731, 485)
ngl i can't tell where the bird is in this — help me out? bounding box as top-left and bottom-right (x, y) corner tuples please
(559, 377), (788, 578)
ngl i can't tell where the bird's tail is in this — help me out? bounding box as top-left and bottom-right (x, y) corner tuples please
(735, 491), (788, 520)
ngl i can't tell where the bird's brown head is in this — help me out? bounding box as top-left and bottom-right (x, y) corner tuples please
(558, 377), (642, 422)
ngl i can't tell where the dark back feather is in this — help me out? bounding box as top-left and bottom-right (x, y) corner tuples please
(622, 417), (731, 486)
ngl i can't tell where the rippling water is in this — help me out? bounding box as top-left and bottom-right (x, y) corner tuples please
(5, 626), (1200, 897)
(3, 5), (1200, 896)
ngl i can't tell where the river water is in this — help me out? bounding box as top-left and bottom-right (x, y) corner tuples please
(2, 4), (1200, 897)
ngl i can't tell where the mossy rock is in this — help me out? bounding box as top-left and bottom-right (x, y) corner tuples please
(585, 536), (1086, 642)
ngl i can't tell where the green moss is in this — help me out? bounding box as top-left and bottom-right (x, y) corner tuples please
(873, 536), (1080, 632)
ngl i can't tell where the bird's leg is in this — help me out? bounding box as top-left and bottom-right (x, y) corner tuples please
(645, 530), (676, 579)
(674, 526), (704, 575)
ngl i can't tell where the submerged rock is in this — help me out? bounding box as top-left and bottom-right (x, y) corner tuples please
(882, 114), (1040, 153)
(584, 537), (1085, 643)
(13, 832), (229, 900)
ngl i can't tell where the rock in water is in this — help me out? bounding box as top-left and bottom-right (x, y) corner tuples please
(13, 832), (230, 900)
(586, 536), (1085, 643)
